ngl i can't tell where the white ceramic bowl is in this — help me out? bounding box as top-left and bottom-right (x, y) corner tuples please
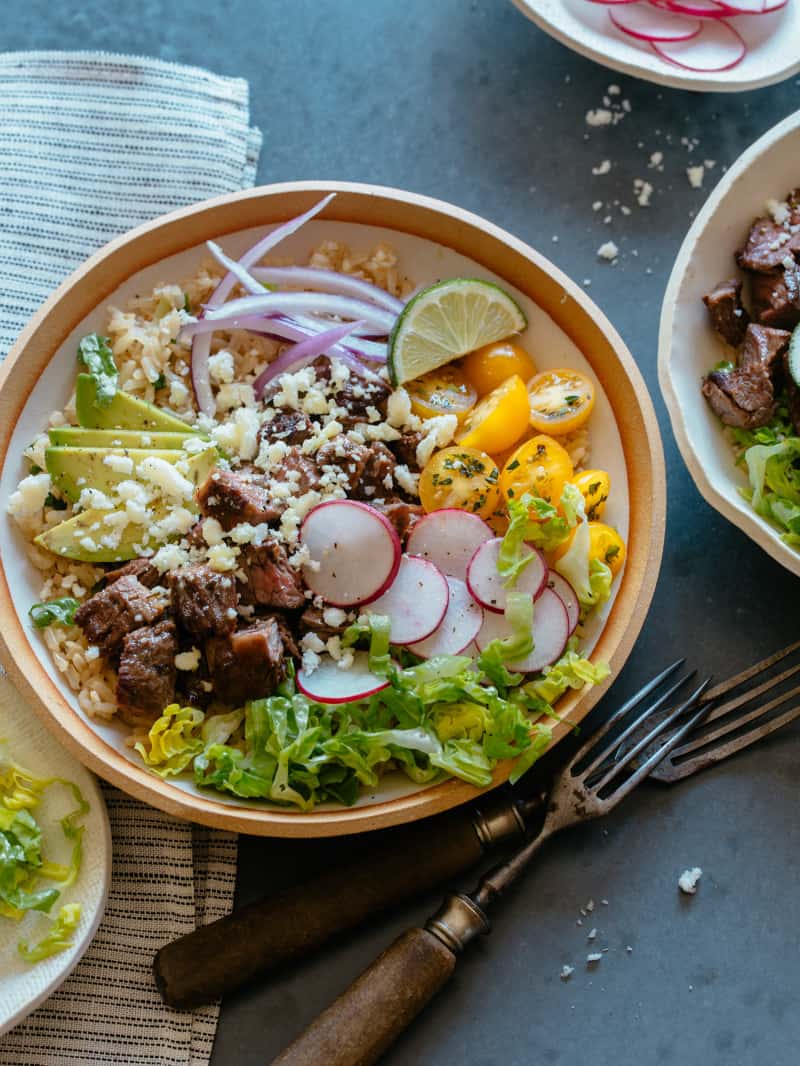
(659, 110), (800, 576)
(512, 0), (800, 93)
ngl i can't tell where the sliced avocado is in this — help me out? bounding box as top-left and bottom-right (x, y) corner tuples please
(49, 427), (195, 449)
(75, 374), (192, 432)
(35, 507), (168, 563)
(788, 325), (800, 390)
(45, 445), (218, 503)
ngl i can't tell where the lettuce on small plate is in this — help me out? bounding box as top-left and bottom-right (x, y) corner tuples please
(0, 673), (110, 1036)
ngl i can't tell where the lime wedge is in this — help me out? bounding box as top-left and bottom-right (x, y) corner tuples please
(388, 278), (527, 386)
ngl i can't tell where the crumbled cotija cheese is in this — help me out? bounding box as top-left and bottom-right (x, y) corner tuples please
(7, 473), (52, 522)
(103, 454), (134, 475)
(592, 160), (612, 176)
(175, 648), (202, 671)
(208, 350), (235, 384)
(206, 543), (239, 572)
(686, 166), (705, 189)
(597, 241), (619, 262)
(586, 109), (613, 127)
(137, 456), (194, 500)
(678, 867), (702, 895)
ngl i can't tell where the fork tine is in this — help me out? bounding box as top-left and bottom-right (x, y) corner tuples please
(654, 701), (800, 782)
(589, 679), (712, 794)
(579, 672), (694, 778)
(569, 659), (686, 767)
(665, 681), (800, 760)
(699, 661), (800, 727)
(606, 697), (715, 802)
(703, 641), (800, 703)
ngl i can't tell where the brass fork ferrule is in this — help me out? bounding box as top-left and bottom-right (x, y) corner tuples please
(471, 794), (526, 850)
(425, 893), (490, 955)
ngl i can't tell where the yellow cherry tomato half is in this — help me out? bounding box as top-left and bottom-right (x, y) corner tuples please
(571, 469), (611, 522)
(527, 369), (596, 435)
(546, 527), (575, 566)
(461, 340), (537, 397)
(588, 522), (626, 576)
(455, 374), (530, 455)
(499, 434), (574, 507)
(418, 446), (501, 520)
(406, 364), (477, 424)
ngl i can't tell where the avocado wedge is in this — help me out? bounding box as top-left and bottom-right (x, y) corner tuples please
(49, 427), (196, 449)
(76, 374), (193, 432)
(45, 445), (218, 503)
(35, 506), (170, 563)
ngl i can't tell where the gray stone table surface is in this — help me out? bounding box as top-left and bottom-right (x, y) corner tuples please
(3, 1), (800, 1064)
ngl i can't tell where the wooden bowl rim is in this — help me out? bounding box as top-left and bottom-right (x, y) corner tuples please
(0, 180), (665, 837)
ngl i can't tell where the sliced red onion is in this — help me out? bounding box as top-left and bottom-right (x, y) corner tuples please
(651, 17), (746, 68)
(202, 291), (396, 335)
(253, 320), (364, 399)
(249, 266), (404, 314)
(206, 240), (266, 296)
(191, 193), (336, 417)
(611, 4), (703, 39)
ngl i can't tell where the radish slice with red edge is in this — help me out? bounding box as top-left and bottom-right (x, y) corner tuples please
(466, 537), (547, 614)
(648, 0), (729, 16)
(651, 18), (746, 70)
(296, 651), (390, 704)
(585, 0), (641, 5)
(364, 555), (449, 645)
(406, 577), (483, 659)
(475, 588), (570, 674)
(406, 509), (494, 582)
(300, 500), (401, 607)
(611, 4), (702, 40)
(546, 571), (580, 636)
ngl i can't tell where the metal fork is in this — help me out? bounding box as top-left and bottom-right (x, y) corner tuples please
(271, 668), (714, 1066)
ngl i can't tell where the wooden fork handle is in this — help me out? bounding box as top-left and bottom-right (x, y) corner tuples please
(270, 928), (456, 1066)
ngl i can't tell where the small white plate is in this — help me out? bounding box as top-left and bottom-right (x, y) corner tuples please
(0, 673), (110, 1036)
(512, 0), (800, 92)
(658, 110), (800, 576)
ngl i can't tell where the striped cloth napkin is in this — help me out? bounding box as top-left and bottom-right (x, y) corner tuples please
(0, 51), (262, 1065)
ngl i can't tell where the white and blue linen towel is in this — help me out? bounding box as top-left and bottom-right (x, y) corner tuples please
(0, 51), (262, 1065)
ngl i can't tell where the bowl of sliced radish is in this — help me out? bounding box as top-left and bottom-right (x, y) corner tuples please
(512, 0), (799, 92)
(0, 181), (664, 837)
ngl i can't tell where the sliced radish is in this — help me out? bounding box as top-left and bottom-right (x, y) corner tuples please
(365, 555), (449, 645)
(546, 571), (580, 636)
(651, 18), (746, 70)
(296, 651), (390, 704)
(407, 577), (484, 659)
(611, 4), (702, 39)
(648, 0), (730, 15)
(406, 509), (494, 582)
(475, 589), (569, 675)
(300, 500), (401, 607)
(585, 0), (642, 5)
(466, 538), (547, 615)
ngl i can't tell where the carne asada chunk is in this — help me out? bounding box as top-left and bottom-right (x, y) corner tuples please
(353, 443), (396, 500)
(270, 446), (321, 496)
(389, 431), (423, 470)
(197, 469), (280, 530)
(101, 557), (160, 589)
(238, 539), (305, 610)
(751, 264), (800, 331)
(116, 619), (177, 717)
(75, 575), (168, 659)
(737, 206), (800, 273)
(272, 614), (300, 660)
(322, 363), (392, 427)
(177, 663), (214, 710)
(316, 437), (371, 494)
(260, 410), (313, 447)
(206, 619), (287, 706)
(702, 364), (776, 430)
(702, 278), (750, 348)
(300, 604), (348, 641)
(739, 324), (791, 380)
(374, 499), (424, 543)
(168, 564), (238, 640)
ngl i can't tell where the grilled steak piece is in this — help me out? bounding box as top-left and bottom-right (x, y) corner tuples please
(116, 619), (177, 717)
(75, 575), (168, 659)
(260, 410), (313, 446)
(272, 614), (300, 661)
(389, 431), (423, 471)
(300, 604), (348, 641)
(238, 539), (305, 610)
(330, 371), (392, 428)
(737, 208), (800, 273)
(375, 499), (424, 543)
(703, 278), (750, 348)
(316, 437), (372, 494)
(739, 323), (791, 380)
(206, 619), (287, 706)
(271, 446), (321, 496)
(702, 364), (776, 430)
(197, 469), (280, 530)
(353, 443), (396, 500)
(101, 557), (160, 589)
(751, 264), (800, 331)
(168, 564), (238, 640)
(177, 665), (214, 710)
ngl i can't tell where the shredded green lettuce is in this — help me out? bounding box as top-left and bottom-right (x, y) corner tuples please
(0, 749), (88, 962)
(554, 521), (613, 610)
(743, 437), (800, 545)
(29, 597), (79, 629)
(134, 704), (205, 777)
(523, 641), (611, 705)
(77, 333), (117, 408)
(499, 486), (584, 584)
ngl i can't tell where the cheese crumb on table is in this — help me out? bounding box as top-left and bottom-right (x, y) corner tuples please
(586, 108), (613, 128)
(678, 867), (702, 895)
(586, 953), (603, 964)
(597, 241), (619, 263)
(633, 179), (653, 208)
(560, 965), (575, 981)
(592, 160), (611, 176)
(687, 166), (705, 189)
